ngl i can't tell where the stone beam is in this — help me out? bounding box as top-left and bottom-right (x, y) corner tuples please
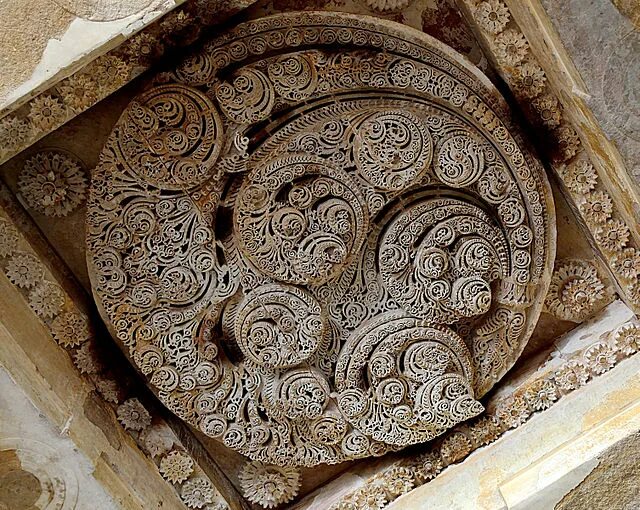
(0, 367), (120, 508)
(0, 182), (243, 509)
(500, 401), (640, 509)
(0, 0), (186, 114)
(388, 301), (640, 509)
(0, 0), (256, 166)
(310, 300), (640, 509)
(456, 0), (640, 315)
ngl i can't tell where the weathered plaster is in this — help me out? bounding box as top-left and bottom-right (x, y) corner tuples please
(0, 367), (118, 509)
(555, 432), (640, 510)
(539, 0), (640, 184)
(0, 0), (181, 113)
(52, 0), (160, 21)
(0, 0), (74, 109)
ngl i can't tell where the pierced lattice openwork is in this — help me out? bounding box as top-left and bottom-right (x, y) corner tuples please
(86, 12), (555, 467)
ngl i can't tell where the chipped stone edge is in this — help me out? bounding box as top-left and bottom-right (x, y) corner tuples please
(0, 0), (256, 166)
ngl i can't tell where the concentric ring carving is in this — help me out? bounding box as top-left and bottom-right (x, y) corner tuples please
(234, 284), (326, 369)
(235, 154), (368, 285)
(86, 12), (555, 467)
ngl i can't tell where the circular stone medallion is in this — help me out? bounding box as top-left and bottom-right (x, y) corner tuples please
(87, 12), (555, 467)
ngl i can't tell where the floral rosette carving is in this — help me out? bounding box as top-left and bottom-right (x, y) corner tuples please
(87, 12), (555, 468)
(18, 150), (88, 217)
(239, 461), (300, 509)
(545, 260), (608, 322)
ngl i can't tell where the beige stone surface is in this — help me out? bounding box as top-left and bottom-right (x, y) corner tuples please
(0, 367), (118, 510)
(499, 399), (640, 509)
(555, 432), (640, 510)
(0, 269), (189, 509)
(1, 3), (638, 508)
(52, 0), (160, 21)
(0, 0), (181, 113)
(539, 0), (640, 185)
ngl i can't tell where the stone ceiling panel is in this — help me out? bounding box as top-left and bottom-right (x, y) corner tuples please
(84, 11), (556, 470)
(1, 2), (636, 509)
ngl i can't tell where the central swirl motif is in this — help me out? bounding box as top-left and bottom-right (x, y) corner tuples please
(434, 133), (485, 188)
(379, 198), (509, 324)
(86, 12), (554, 468)
(235, 154), (369, 285)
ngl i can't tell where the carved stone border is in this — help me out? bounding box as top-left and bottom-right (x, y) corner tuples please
(0, 182), (237, 510)
(0, 0), (255, 166)
(329, 310), (640, 509)
(456, 0), (640, 314)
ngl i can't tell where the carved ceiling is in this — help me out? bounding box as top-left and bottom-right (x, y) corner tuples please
(2, 0), (640, 508)
(84, 12), (555, 468)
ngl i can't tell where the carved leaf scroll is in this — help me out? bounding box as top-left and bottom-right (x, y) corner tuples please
(86, 12), (555, 467)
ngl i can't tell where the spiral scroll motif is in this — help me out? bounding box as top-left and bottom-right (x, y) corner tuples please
(117, 84), (223, 190)
(434, 133), (485, 188)
(234, 284), (325, 369)
(235, 154), (368, 285)
(215, 68), (275, 124)
(86, 12), (555, 467)
(354, 110), (433, 191)
(268, 53), (318, 101)
(378, 198), (509, 323)
(335, 311), (483, 446)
